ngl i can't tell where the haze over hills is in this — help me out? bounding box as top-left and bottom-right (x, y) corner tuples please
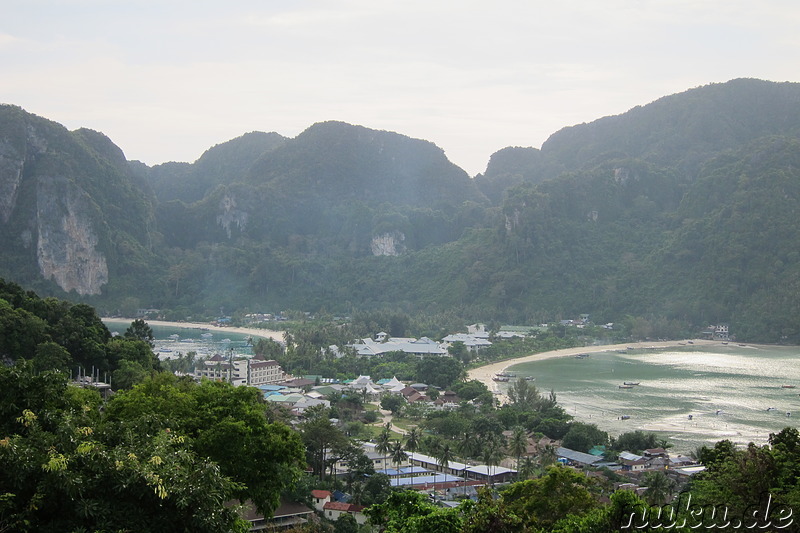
(1, 78), (799, 342)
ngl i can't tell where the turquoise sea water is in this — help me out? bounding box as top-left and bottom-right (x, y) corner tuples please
(103, 320), (255, 359)
(502, 344), (800, 453)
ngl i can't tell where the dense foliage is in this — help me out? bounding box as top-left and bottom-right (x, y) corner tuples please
(0, 279), (158, 384)
(0, 363), (304, 532)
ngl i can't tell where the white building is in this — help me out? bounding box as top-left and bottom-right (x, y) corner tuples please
(349, 336), (447, 357)
(195, 354), (285, 386)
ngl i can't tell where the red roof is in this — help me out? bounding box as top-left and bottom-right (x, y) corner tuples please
(311, 490), (332, 499)
(323, 501), (365, 513)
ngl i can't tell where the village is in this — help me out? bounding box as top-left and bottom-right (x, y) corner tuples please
(183, 323), (707, 531)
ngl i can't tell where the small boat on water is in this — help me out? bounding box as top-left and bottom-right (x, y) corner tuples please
(619, 384), (634, 389)
(623, 381), (640, 386)
(781, 385), (796, 389)
(575, 353), (590, 359)
(493, 376), (510, 382)
(767, 407), (777, 412)
(495, 372), (516, 378)
(523, 376), (536, 381)
(620, 415), (631, 420)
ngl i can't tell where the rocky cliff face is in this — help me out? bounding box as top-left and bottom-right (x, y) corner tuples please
(371, 231), (406, 256)
(0, 137), (25, 224)
(35, 175), (108, 295)
(0, 105), (153, 297)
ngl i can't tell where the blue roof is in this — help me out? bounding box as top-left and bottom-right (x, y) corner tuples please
(332, 490), (349, 502)
(258, 384), (286, 391)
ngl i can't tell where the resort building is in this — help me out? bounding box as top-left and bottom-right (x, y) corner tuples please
(195, 354), (285, 387)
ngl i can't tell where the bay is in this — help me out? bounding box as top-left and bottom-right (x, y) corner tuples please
(104, 319), (255, 360)
(502, 344), (800, 453)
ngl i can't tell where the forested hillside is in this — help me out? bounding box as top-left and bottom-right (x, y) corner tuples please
(1, 79), (799, 342)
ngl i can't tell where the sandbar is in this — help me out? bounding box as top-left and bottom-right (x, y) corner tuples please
(467, 339), (720, 399)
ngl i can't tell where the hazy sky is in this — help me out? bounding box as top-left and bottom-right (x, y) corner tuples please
(3, 1), (799, 175)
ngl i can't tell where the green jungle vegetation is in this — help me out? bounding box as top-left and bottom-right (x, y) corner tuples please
(3, 285), (800, 532)
(1, 79), (800, 343)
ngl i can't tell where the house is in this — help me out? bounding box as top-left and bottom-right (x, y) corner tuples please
(361, 442), (394, 472)
(322, 501), (368, 525)
(618, 451), (643, 462)
(237, 499), (314, 531)
(647, 457), (670, 470)
(643, 448), (668, 458)
(441, 333), (492, 351)
(556, 447), (603, 467)
(310, 490), (332, 512)
(621, 459), (648, 472)
(433, 391), (462, 410)
(467, 324), (490, 338)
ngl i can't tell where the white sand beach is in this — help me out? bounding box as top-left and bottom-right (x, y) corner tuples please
(102, 318), (286, 343)
(467, 339), (720, 399)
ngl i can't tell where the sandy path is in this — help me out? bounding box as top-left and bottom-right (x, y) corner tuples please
(102, 318), (286, 343)
(467, 339), (720, 400)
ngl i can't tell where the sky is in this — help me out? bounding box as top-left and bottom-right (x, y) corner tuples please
(2, 1), (800, 176)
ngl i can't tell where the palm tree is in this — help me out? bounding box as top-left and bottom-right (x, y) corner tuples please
(457, 429), (481, 460)
(436, 442), (454, 473)
(375, 427), (392, 474)
(538, 442), (558, 468)
(518, 456), (538, 480)
(390, 440), (408, 487)
(430, 439), (454, 498)
(642, 471), (677, 506)
(405, 427), (420, 454)
(481, 434), (505, 486)
(508, 426), (528, 472)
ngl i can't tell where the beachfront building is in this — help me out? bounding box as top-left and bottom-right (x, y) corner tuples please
(440, 333), (492, 352)
(348, 335), (447, 357)
(195, 354), (286, 387)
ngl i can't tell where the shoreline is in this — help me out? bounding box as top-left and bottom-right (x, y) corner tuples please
(101, 318), (286, 343)
(467, 339), (721, 400)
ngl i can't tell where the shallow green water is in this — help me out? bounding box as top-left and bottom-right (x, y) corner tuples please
(104, 320), (254, 359)
(503, 344), (800, 452)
